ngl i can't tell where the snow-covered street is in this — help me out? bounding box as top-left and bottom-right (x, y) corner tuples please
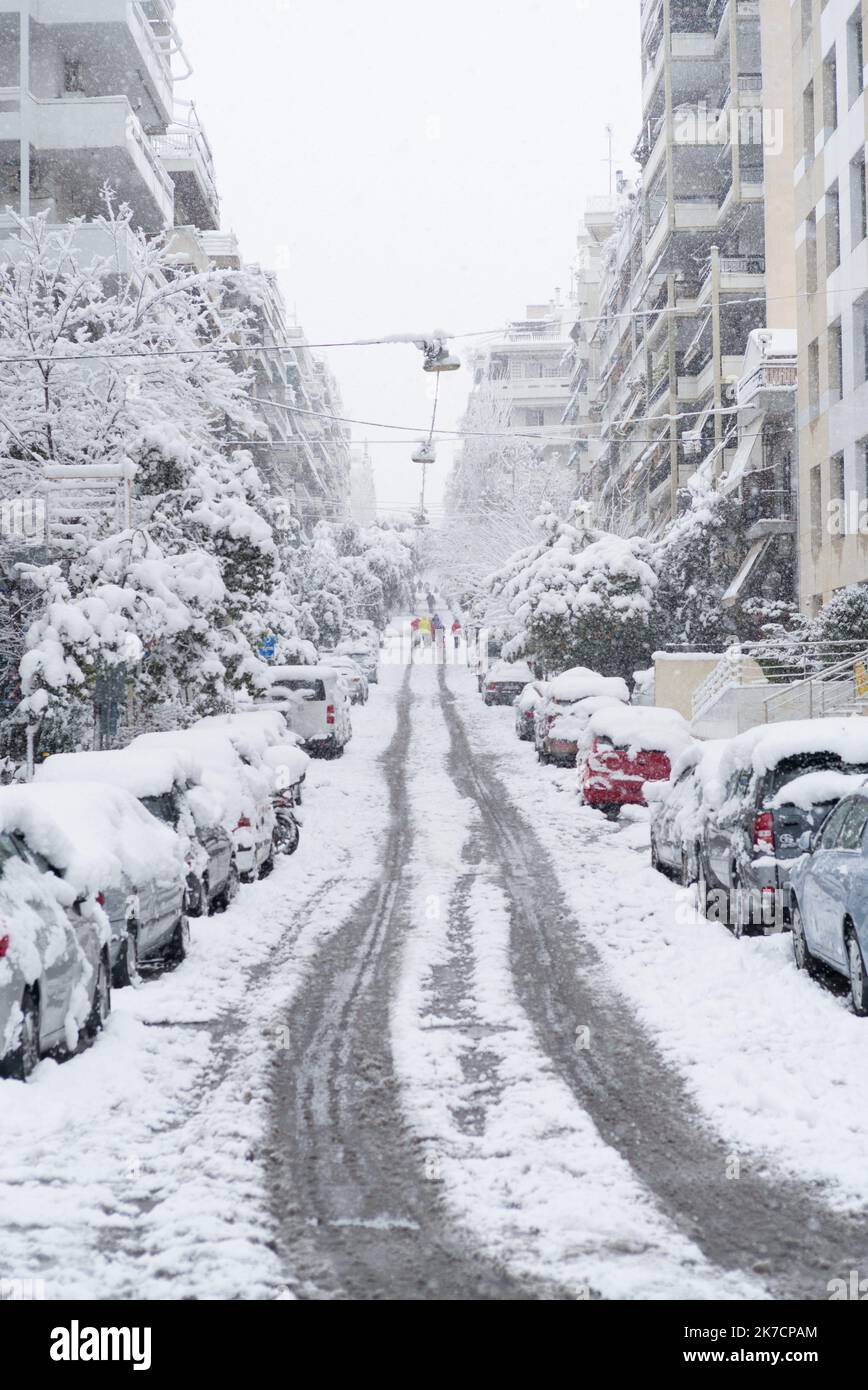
(8, 628), (865, 1300)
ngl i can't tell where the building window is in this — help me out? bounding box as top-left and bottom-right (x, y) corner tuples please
(826, 182), (841, 270)
(851, 152), (868, 247)
(856, 294), (868, 384)
(803, 81), (816, 164)
(848, 7), (864, 106)
(829, 319), (844, 401)
(526, 408), (545, 427)
(810, 465), (823, 548)
(830, 453), (846, 536)
(823, 47), (839, 130)
(859, 435), (868, 498)
(808, 338), (820, 417)
(63, 58), (85, 94)
(806, 211), (818, 291)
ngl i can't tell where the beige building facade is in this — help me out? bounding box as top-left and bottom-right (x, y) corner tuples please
(793, 0), (868, 611)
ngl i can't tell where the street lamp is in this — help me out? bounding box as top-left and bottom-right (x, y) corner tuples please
(418, 337), (460, 373)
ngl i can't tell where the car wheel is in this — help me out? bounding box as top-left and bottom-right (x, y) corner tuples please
(791, 903), (819, 978)
(602, 804), (620, 822)
(113, 926), (140, 990)
(258, 847), (275, 880)
(847, 928), (868, 1016)
(0, 988), (40, 1081)
(165, 914), (190, 966)
(84, 952), (111, 1041)
(185, 872), (207, 918)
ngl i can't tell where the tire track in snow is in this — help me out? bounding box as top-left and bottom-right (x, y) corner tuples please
(437, 665), (868, 1300)
(391, 669), (758, 1298)
(267, 663), (545, 1299)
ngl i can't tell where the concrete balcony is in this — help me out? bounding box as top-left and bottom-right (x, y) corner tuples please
(152, 120), (219, 229)
(30, 0), (174, 128)
(0, 93), (173, 231)
(644, 195), (719, 270)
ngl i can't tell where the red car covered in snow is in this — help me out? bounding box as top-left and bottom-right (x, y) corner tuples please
(579, 705), (694, 821)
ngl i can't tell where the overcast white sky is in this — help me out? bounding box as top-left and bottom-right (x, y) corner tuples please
(175, 0), (640, 521)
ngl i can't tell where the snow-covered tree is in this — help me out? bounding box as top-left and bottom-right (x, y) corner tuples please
(17, 531), (235, 754)
(488, 504), (658, 679)
(650, 488), (744, 649)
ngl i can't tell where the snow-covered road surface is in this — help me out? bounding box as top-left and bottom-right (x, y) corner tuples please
(4, 633), (868, 1299)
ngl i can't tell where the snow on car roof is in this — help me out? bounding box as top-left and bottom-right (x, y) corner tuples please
(582, 703), (694, 757)
(768, 770), (868, 811)
(719, 717), (868, 783)
(36, 747), (193, 799)
(547, 669), (629, 703)
(0, 782), (183, 896)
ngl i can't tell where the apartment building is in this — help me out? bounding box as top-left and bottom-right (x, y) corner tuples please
(284, 326), (352, 528)
(561, 202), (613, 480)
(574, 0), (799, 620)
(793, 0), (868, 612)
(470, 299), (574, 467)
(0, 2), (353, 534)
(0, 0), (219, 236)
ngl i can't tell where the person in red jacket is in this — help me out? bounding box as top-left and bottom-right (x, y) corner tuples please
(451, 618), (461, 651)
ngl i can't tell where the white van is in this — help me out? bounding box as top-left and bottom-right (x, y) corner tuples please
(262, 665), (352, 758)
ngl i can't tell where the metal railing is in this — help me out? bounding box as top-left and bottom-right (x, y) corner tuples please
(763, 648), (868, 722)
(692, 641), (868, 721)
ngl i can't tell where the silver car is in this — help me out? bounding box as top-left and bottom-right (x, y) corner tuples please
(0, 832), (110, 1080)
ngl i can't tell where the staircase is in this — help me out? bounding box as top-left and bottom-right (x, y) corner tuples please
(761, 650), (868, 723)
(690, 642), (868, 737)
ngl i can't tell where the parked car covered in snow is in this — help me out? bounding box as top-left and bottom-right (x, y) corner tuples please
(789, 787), (868, 1012)
(0, 780), (185, 999)
(696, 719), (868, 936)
(514, 679), (548, 741)
(535, 668), (630, 766)
(336, 636), (379, 685)
(38, 746), (236, 922)
(482, 660), (535, 706)
(0, 799), (111, 1079)
(648, 739), (726, 884)
(188, 714), (284, 881)
(321, 653), (368, 705)
(579, 704), (693, 820)
(258, 664), (352, 758)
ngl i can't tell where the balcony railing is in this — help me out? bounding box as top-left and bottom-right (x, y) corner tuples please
(719, 255), (765, 274)
(737, 359), (797, 408)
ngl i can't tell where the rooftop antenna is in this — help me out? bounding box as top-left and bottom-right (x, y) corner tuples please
(603, 123), (614, 195)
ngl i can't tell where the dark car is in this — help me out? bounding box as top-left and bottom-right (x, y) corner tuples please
(482, 661), (534, 706)
(695, 721), (868, 937)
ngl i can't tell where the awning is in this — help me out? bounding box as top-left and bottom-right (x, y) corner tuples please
(721, 416), (764, 494)
(721, 535), (774, 607)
